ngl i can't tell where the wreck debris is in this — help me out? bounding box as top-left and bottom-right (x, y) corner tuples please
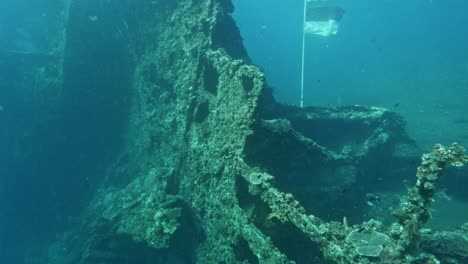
(245, 144), (467, 263)
(392, 143), (468, 252)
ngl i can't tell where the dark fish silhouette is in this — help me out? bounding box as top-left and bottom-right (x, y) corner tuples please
(307, 6), (345, 22)
(365, 193), (381, 207)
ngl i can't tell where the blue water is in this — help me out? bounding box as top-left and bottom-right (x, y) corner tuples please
(1, 0), (468, 263)
(233, 0), (468, 105)
(233, 0), (468, 244)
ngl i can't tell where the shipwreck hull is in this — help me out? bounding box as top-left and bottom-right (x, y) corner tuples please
(36, 0), (466, 264)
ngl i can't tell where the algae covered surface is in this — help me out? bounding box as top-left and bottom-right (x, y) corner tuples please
(1, 0), (467, 264)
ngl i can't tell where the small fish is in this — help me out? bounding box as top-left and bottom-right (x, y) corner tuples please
(435, 189), (452, 201)
(393, 102), (400, 108)
(453, 117), (468, 124)
(88, 15), (99, 22)
(365, 193), (381, 207)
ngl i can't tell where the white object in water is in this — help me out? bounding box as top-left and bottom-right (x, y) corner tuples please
(305, 19), (340, 36)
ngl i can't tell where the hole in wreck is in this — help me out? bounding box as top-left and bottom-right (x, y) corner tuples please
(233, 237), (259, 264)
(194, 102), (210, 123)
(203, 61), (219, 94)
(267, 222), (327, 264)
(241, 75), (254, 93)
(236, 174), (272, 229)
(243, 119), (379, 224)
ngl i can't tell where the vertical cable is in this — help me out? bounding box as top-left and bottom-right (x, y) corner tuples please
(300, 0), (307, 107)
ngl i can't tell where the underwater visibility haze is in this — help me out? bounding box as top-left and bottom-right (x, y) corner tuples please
(0, 0), (467, 263)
